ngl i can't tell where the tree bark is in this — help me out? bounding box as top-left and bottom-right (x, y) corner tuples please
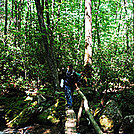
(84, 0), (92, 79)
(123, 0), (129, 51)
(84, 0), (92, 66)
(94, 0), (100, 46)
(12, 0), (14, 18)
(118, 7), (122, 33)
(14, 0), (17, 47)
(35, 0), (59, 89)
(4, 0), (7, 36)
(18, 0), (21, 31)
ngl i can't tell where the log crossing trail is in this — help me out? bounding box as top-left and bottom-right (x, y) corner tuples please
(65, 107), (77, 134)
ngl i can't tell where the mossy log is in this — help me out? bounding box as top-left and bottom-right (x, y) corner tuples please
(6, 106), (33, 127)
(6, 94), (47, 127)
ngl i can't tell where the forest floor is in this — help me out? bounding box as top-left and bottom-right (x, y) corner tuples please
(1, 118), (133, 134)
(0, 83), (134, 134)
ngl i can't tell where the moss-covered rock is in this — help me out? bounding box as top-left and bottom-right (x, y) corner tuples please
(99, 100), (122, 133)
(37, 96), (66, 125)
(121, 115), (134, 131)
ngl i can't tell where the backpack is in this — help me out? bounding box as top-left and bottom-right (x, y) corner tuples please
(65, 70), (81, 90)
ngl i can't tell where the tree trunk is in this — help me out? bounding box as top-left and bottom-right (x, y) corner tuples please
(84, 0), (92, 78)
(18, 0), (21, 31)
(35, 0), (59, 89)
(94, 0), (100, 46)
(18, 0), (22, 47)
(14, 0), (17, 47)
(123, 0), (129, 51)
(4, 0), (7, 36)
(84, 0), (92, 66)
(12, 0), (14, 18)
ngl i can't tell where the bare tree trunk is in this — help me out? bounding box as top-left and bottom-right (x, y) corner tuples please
(42, 0), (44, 13)
(4, 0), (7, 36)
(18, 0), (22, 47)
(14, 0), (17, 47)
(118, 6), (122, 33)
(84, 0), (92, 66)
(4, 0), (7, 48)
(84, 0), (92, 79)
(18, 0), (21, 31)
(12, 0), (14, 18)
(94, 0), (100, 46)
(133, 0), (134, 45)
(35, 0), (59, 89)
(123, 0), (129, 51)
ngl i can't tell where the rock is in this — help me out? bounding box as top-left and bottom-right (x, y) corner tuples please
(121, 115), (134, 130)
(37, 99), (64, 125)
(99, 100), (122, 133)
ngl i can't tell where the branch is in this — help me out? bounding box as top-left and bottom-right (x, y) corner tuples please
(77, 100), (84, 126)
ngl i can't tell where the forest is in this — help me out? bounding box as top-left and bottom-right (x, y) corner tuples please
(0, 0), (134, 133)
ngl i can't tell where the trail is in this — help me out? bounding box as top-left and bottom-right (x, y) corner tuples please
(65, 107), (77, 134)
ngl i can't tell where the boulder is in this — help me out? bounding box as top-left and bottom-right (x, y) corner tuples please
(99, 100), (122, 133)
(121, 115), (134, 131)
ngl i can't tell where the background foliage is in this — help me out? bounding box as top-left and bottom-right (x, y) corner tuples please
(0, 0), (133, 129)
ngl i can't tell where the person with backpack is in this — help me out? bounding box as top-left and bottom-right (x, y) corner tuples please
(61, 64), (81, 108)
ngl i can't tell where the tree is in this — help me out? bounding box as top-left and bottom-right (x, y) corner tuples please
(84, 0), (92, 78)
(4, 0), (7, 37)
(34, 0), (59, 89)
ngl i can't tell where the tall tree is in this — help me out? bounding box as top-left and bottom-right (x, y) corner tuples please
(34, 0), (59, 89)
(84, 0), (92, 78)
(94, 0), (100, 46)
(14, 0), (17, 46)
(4, 0), (7, 37)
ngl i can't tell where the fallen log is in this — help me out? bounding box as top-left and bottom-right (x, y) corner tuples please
(6, 94), (54, 128)
(77, 89), (103, 134)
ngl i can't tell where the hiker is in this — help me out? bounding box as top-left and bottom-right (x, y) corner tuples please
(61, 64), (81, 108)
